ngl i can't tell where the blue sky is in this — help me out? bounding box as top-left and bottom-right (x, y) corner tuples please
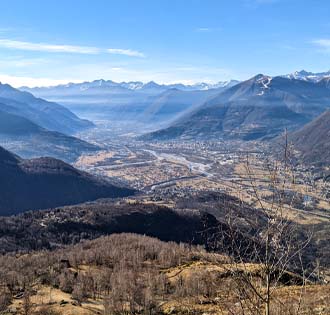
(0, 0), (329, 87)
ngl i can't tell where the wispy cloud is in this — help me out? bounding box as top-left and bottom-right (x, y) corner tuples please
(196, 27), (221, 33)
(107, 48), (145, 57)
(312, 39), (330, 52)
(0, 39), (100, 54)
(197, 27), (212, 32)
(0, 39), (144, 57)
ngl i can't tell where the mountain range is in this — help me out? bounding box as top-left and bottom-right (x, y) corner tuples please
(143, 74), (330, 141)
(16, 70), (330, 145)
(20, 79), (239, 122)
(0, 82), (100, 161)
(21, 79), (239, 94)
(21, 71), (330, 136)
(0, 146), (135, 216)
(283, 70), (330, 82)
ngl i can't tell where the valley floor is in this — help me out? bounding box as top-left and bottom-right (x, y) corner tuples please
(76, 125), (330, 226)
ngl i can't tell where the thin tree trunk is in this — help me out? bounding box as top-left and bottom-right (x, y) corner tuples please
(265, 273), (270, 315)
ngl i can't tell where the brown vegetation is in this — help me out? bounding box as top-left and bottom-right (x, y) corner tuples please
(0, 233), (329, 315)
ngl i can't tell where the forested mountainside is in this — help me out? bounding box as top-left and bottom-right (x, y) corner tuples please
(0, 146), (135, 216)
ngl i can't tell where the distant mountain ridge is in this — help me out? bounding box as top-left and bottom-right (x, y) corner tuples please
(21, 79), (239, 93)
(282, 70), (330, 82)
(20, 79), (239, 122)
(143, 74), (330, 141)
(0, 146), (135, 216)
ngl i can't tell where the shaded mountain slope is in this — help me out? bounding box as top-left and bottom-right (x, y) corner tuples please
(0, 146), (135, 216)
(0, 82), (93, 134)
(290, 110), (330, 167)
(0, 108), (99, 162)
(144, 75), (330, 141)
(0, 107), (43, 135)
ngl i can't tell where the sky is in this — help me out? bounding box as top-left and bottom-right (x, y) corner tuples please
(0, 0), (330, 87)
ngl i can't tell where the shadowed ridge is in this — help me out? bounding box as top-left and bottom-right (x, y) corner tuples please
(0, 146), (135, 216)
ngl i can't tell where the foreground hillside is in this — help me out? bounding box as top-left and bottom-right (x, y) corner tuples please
(1, 190), (328, 272)
(0, 233), (329, 315)
(0, 146), (135, 216)
(0, 200), (219, 252)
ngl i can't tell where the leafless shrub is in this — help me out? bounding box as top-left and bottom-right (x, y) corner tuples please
(213, 132), (313, 315)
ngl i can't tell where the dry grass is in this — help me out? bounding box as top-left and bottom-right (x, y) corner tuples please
(7, 260), (330, 315)
(75, 150), (115, 167)
(10, 286), (101, 315)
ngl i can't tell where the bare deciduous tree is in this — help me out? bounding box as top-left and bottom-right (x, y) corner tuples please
(214, 135), (313, 315)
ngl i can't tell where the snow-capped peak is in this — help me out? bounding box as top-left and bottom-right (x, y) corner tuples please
(251, 74), (272, 96)
(283, 70), (330, 82)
